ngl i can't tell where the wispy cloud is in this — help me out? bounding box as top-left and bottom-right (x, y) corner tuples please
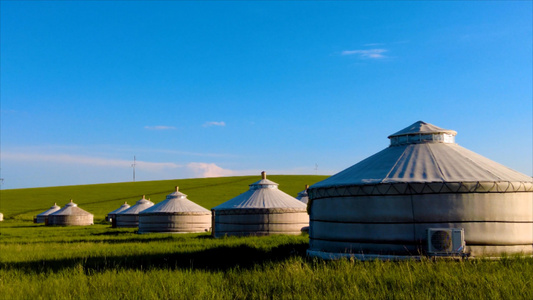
(2, 152), (181, 171)
(363, 43), (385, 47)
(144, 125), (176, 130)
(341, 49), (388, 59)
(203, 121), (226, 127)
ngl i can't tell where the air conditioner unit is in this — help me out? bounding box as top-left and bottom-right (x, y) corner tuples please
(427, 228), (465, 255)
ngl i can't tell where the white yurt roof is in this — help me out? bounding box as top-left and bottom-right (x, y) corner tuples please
(49, 200), (92, 216)
(387, 121), (457, 138)
(140, 187), (210, 214)
(212, 172), (307, 210)
(36, 203), (61, 217)
(108, 202), (131, 215)
(118, 195), (154, 215)
(310, 121), (532, 195)
(296, 185), (309, 204)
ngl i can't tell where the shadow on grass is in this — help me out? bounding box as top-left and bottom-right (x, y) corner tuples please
(1, 236), (177, 245)
(1, 242), (309, 273)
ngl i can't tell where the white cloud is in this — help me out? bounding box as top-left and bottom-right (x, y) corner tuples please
(203, 121), (226, 127)
(2, 152), (181, 172)
(341, 49), (388, 59)
(144, 125), (176, 130)
(186, 162), (236, 177)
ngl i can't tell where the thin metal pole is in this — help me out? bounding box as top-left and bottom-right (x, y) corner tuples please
(132, 156), (136, 182)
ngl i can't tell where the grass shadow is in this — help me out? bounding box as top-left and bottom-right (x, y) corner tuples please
(1, 242), (309, 273)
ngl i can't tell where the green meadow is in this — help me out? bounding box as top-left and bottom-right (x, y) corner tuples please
(1, 176), (532, 299)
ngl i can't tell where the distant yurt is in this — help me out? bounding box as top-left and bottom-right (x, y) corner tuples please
(307, 121), (533, 259)
(296, 185), (310, 204)
(138, 186), (211, 234)
(0, 212), (3, 221)
(34, 203), (61, 224)
(115, 195), (154, 228)
(212, 171), (309, 237)
(106, 202), (130, 227)
(47, 200), (94, 226)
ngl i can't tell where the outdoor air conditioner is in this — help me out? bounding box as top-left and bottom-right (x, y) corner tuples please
(427, 228), (465, 255)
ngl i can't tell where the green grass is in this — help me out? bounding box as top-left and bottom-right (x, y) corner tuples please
(0, 175), (328, 221)
(1, 221), (532, 299)
(1, 177), (532, 299)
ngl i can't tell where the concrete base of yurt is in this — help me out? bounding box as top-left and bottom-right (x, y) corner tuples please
(138, 213), (211, 233)
(213, 209), (309, 237)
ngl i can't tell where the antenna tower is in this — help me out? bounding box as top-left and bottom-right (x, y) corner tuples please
(131, 156), (137, 182)
(314, 163), (318, 175)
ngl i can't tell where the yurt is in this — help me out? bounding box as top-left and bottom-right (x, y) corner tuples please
(0, 212), (3, 221)
(47, 200), (94, 226)
(307, 121), (533, 259)
(115, 195), (154, 228)
(212, 171), (309, 237)
(34, 203), (61, 224)
(106, 202), (130, 227)
(296, 185), (310, 204)
(138, 186), (211, 234)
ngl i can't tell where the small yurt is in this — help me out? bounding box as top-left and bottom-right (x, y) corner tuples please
(212, 171), (309, 237)
(138, 186), (211, 234)
(115, 195), (154, 228)
(0, 212), (3, 221)
(296, 185), (310, 204)
(34, 203), (61, 224)
(106, 202), (130, 227)
(47, 200), (94, 226)
(307, 121), (533, 259)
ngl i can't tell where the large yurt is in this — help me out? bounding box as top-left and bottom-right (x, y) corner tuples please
(211, 172), (309, 237)
(115, 195), (154, 228)
(307, 121), (533, 259)
(138, 186), (211, 234)
(106, 202), (130, 227)
(34, 203), (61, 224)
(296, 185), (310, 204)
(47, 200), (94, 226)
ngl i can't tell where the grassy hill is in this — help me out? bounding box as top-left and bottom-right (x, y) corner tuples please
(0, 175), (329, 221)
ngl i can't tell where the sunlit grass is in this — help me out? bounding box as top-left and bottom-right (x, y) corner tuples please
(1, 220), (532, 299)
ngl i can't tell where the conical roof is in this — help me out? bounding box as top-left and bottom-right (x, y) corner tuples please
(107, 202), (131, 215)
(118, 195), (154, 215)
(311, 121), (532, 194)
(296, 185), (309, 204)
(212, 172), (307, 210)
(36, 203), (61, 217)
(49, 200), (93, 216)
(140, 187), (210, 214)
(388, 120), (457, 139)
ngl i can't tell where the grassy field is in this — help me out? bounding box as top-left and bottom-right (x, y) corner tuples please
(0, 175), (327, 221)
(1, 176), (532, 299)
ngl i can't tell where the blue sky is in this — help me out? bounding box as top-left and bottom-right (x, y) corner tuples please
(1, 1), (531, 189)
